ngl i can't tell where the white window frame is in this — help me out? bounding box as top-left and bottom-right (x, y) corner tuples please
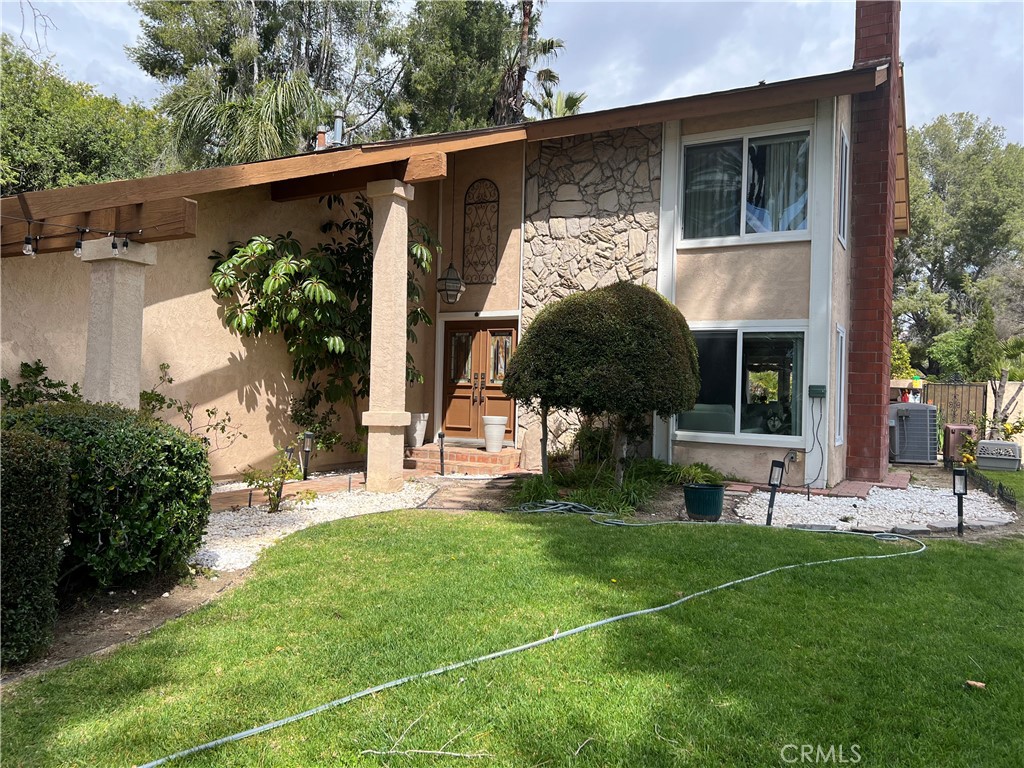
(834, 324), (847, 446)
(678, 119), (815, 249)
(673, 320), (809, 448)
(837, 128), (850, 248)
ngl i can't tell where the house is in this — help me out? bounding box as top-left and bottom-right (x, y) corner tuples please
(0, 1), (909, 491)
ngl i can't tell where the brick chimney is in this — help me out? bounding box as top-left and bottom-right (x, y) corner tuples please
(846, 1), (902, 482)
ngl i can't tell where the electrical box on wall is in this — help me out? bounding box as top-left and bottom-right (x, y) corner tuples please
(808, 384), (827, 399)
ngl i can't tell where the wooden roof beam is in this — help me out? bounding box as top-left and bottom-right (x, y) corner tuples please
(1, 197), (197, 258)
(270, 152), (448, 203)
(10, 132), (517, 221)
(525, 66), (887, 142)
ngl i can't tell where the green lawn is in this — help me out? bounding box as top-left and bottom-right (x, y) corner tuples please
(976, 467), (1024, 500)
(3, 512), (1023, 767)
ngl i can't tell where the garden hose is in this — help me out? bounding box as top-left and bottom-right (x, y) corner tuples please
(138, 507), (926, 768)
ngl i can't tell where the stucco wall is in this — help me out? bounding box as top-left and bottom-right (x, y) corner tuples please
(672, 441), (806, 485)
(675, 243), (811, 322)
(1, 252), (90, 386)
(518, 124), (662, 468)
(680, 102), (816, 137)
(2, 182), (440, 480)
(441, 142), (524, 314)
(827, 95), (854, 486)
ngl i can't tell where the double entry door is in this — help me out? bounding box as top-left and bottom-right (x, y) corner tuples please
(442, 320), (517, 442)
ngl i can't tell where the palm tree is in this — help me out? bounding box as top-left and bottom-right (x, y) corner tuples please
(491, 1), (570, 125)
(528, 82), (587, 119)
(162, 68), (325, 167)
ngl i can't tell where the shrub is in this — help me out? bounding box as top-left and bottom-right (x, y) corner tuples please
(1, 430), (70, 665)
(504, 282), (699, 478)
(571, 419), (615, 464)
(666, 462), (725, 485)
(512, 474), (561, 505)
(242, 446), (317, 513)
(0, 359), (82, 409)
(2, 402), (212, 590)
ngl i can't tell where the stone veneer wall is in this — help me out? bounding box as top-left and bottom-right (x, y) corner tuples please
(518, 123), (662, 468)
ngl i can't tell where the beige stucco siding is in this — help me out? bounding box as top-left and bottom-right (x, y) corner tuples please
(827, 95), (853, 486)
(675, 243), (811, 322)
(672, 441), (806, 483)
(441, 142), (524, 314)
(681, 102), (816, 137)
(1, 253), (90, 387)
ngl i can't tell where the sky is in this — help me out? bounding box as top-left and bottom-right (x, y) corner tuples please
(1, 0), (1022, 142)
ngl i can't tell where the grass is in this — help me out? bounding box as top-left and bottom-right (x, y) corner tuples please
(975, 467), (1024, 500)
(3, 512), (1023, 767)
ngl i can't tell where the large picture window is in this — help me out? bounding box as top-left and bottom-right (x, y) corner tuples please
(677, 329), (804, 438)
(682, 130), (810, 241)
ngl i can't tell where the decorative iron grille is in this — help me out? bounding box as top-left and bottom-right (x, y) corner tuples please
(463, 179), (499, 284)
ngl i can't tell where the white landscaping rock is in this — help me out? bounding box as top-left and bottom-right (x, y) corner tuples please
(735, 486), (1015, 531)
(193, 481), (434, 571)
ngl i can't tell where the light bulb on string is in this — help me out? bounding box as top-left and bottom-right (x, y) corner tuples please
(22, 236), (33, 256)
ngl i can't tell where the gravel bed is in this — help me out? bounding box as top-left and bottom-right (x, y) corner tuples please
(734, 485), (1015, 530)
(193, 481), (435, 571)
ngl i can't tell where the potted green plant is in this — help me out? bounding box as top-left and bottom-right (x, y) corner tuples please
(670, 463), (726, 522)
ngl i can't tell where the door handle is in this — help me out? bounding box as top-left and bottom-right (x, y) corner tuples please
(472, 373), (479, 405)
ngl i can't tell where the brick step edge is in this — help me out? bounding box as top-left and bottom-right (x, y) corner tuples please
(404, 460), (517, 476)
(405, 452), (519, 466)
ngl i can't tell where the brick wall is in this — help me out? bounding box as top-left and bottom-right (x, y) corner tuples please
(847, 1), (901, 480)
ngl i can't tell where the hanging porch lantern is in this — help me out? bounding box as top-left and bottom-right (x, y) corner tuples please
(437, 261), (466, 304)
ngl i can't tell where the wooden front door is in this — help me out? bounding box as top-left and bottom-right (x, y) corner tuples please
(442, 321), (517, 441)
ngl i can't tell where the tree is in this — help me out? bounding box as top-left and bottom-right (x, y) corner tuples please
(393, 0), (573, 134)
(502, 282), (700, 480)
(890, 336), (916, 379)
(0, 36), (167, 194)
(393, 0), (515, 135)
(969, 299), (1001, 381)
(490, 1), (568, 125)
(894, 113), (1024, 367)
(528, 83), (587, 119)
(210, 196), (436, 451)
(129, 0), (403, 166)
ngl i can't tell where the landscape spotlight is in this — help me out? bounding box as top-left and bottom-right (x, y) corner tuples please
(953, 467), (967, 536)
(766, 459), (785, 526)
(302, 431), (314, 480)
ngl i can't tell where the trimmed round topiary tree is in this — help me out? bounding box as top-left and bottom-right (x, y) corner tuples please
(503, 281), (700, 479)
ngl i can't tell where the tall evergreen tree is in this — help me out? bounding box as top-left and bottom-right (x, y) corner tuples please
(128, 0), (403, 166)
(0, 35), (167, 194)
(893, 113), (1024, 370)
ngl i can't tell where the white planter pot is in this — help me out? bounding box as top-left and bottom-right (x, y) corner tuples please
(406, 412), (429, 448)
(482, 415), (508, 453)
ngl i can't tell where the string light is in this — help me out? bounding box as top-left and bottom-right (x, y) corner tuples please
(2, 214), (142, 258)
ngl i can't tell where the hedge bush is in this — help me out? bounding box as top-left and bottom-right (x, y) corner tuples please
(2, 402), (212, 590)
(1, 430), (71, 665)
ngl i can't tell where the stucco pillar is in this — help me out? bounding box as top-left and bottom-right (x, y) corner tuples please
(80, 239), (156, 408)
(362, 179), (414, 492)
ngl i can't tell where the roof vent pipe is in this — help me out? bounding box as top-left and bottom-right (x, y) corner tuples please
(314, 125), (329, 151)
(332, 110), (346, 147)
